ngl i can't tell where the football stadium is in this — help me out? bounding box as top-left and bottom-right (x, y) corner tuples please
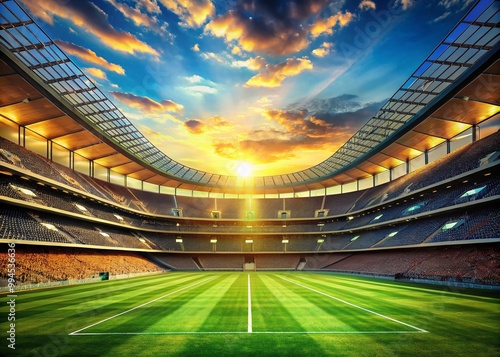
(0, 0), (499, 356)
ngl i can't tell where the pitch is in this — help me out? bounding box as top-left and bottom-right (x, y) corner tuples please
(2, 272), (499, 356)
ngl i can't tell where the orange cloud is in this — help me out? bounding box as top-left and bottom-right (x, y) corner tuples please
(84, 67), (107, 80)
(213, 133), (337, 165)
(19, 0), (159, 57)
(359, 0), (376, 11)
(310, 11), (354, 38)
(396, 0), (414, 11)
(185, 119), (206, 134)
(312, 42), (333, 57)
(110, 92), (184, 113)
(184, 115), (232, 134)
(245, 57), (313, 88)
(264, 109), (335, 137)
(159, 0), (215, 28)
(55, 41), (125, 75)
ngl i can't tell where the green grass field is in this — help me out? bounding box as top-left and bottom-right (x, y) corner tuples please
(1, 272), (499, 356)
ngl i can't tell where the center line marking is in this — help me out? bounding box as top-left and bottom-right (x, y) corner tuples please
(248, 274), (253, 333)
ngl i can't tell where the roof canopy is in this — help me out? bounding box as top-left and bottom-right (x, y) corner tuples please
(0, 0), (498, 194)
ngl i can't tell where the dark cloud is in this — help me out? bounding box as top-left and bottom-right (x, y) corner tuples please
(110, 91), (184, 113)
(185, 119), (205, 134)
(312, 100), (386, 129)
(287, 94), (385, 128)
(206, 0), (335, 55)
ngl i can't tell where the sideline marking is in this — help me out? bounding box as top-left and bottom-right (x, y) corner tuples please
(72, 330), (426, 336)
(275, 275), (428, 333)
(69, 276), (218, 335)
(248, 274), (252, 333)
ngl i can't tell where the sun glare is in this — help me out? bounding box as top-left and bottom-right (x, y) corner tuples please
(236, 162), (252, 177)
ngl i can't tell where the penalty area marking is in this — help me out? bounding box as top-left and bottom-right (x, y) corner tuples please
(69, 276), (218, 336)
(275, 275), (428, 333)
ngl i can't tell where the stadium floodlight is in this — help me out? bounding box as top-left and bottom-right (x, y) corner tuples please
(245, 239), (253, 244)
(282, 239), (289, 243)
(176, 238), (183, 243)
(74, 203), (87, 211)
(41, 223), (58, 231)
(317, 239), (324, 243)
(210, 239), (217, 243)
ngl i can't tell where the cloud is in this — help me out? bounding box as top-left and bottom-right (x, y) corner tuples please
(110, 91), (184, 113)
(263, 109), (335, 137)
(430, 11), (451, 23)
(231, 45), (242, 55)
(309, 11), (354, 38)
(430, 0), (474, 23)
(84, 67), (108, 80)
(232, 56), (267, 70)
(55, 40), (125, 75)
(185, 119), (205, 134)
(192, 43), (200, 52)
(359, 0), (376, 10)
(184, 115), (232, 134)
(217, 95), (384, 164)
(185, 74), (204, 83)
(137, 0), (162, 14)
(245, 57), (313, 88)
(286, 95), (386, 131)
(205, 0), (334, 56)
(311, 42), (333, 57)
(159, 0), (215, 28)
(181, 75), (218, 96)
(200, 51), (227, 64)
(19, 0), (159, 57)
(395, 0), (414, 11)
(312, 101), (386, 130)
(106, 0), (169, 36)
(213, 136), (303, 164)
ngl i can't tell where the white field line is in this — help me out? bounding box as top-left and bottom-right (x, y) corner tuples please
(248, 274), (253, 333)
(72, 330), (425, 336)
(276, 275), (428, 333)
(69, 276), (218, 335)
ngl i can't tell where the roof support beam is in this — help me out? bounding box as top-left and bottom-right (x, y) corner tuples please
(45, 74), (84, 85)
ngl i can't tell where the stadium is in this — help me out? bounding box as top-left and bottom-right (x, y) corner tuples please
(0, 0), (499, 356)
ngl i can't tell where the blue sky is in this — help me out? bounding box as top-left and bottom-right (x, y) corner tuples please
(19, 0), (475, 176)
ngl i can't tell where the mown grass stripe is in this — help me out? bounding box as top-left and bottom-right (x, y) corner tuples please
(69, 275), (217, 335)
(276, 274), (428, 333)
(248, 274), (252, 333)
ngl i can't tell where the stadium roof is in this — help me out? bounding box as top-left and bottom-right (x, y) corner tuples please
(0, 0), (499, 194)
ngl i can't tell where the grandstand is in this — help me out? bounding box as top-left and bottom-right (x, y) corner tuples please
(0, 0), (498, 286)
(0, 0), (499, 356)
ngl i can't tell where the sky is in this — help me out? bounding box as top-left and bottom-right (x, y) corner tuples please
(18, 0), (476, 177)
